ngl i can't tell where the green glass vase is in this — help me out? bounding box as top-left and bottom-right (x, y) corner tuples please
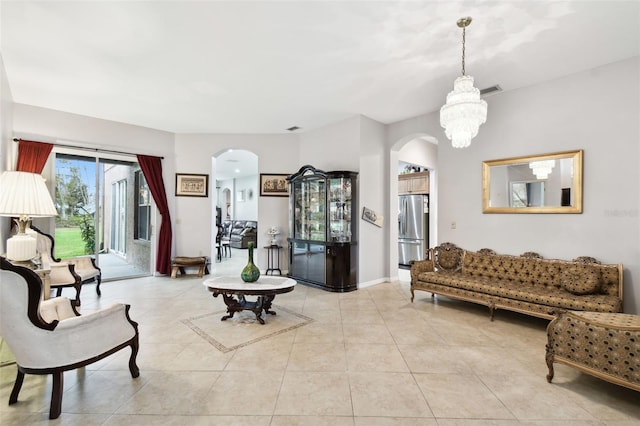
(241, 242), (260, 283)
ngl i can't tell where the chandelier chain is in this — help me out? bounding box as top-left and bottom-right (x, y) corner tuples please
(461, 26), (466, 76)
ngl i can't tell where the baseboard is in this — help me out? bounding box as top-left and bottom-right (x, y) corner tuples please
(358, 277), (389, 289)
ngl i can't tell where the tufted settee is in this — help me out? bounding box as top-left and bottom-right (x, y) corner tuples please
(546, 311), (639, 392)
(410, 243), (623, 320)
(224, 220), (258, 249)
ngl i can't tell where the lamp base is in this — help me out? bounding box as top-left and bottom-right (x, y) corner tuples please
(6, 233), (37, 262)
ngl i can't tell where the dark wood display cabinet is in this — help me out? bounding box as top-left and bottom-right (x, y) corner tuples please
(287, 165), (358, 292)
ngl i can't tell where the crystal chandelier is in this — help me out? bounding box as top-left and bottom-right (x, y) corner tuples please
(529, 160), (555, 179)
(440, 17), (487, 149)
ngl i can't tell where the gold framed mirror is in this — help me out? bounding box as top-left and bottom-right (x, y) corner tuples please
(482, 150), (583, 213)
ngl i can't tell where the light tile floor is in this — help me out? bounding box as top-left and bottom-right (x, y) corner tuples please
(1, 249), (639, 425)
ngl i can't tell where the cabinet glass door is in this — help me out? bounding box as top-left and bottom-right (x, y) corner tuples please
(328, 177), (352, 242)
(307, 243), (326, 283)
(293, 177), (326, 241)
(290, 241), (307, 277)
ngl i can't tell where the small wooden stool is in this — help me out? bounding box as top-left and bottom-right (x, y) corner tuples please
(171, 256), (209, 278)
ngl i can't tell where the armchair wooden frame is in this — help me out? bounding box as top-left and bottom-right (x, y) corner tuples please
(32, 225), (102, 305)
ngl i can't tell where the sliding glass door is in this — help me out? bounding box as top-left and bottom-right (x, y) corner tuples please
(54, 151), (152, 280)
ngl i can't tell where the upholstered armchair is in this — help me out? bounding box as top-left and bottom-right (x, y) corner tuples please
(0, 257), (139, 419)
(32, 225), (101, 305)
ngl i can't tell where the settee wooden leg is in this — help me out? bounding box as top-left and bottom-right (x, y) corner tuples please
(49, 371), (63, 419)
(96, 275), (102, 297)
(545, 344), (555, 383)
(9, 370), (24, 405)
(488, 303), (495, 321)
(410, 288), (414, 302)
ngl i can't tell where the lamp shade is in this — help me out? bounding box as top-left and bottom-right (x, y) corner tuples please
(0, 171), (58, 217)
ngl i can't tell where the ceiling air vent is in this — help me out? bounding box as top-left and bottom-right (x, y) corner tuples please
(480, 85), (502, 96)
(286, 126), (301, 132)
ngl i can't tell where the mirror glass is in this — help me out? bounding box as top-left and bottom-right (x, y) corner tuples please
(482, 150), (583, 213)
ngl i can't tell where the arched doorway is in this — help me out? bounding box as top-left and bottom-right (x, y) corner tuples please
(211, 149), (259, 269)
(389, 134), (438, 282)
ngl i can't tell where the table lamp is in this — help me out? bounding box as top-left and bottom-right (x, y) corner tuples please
(0, 171), (58, 262)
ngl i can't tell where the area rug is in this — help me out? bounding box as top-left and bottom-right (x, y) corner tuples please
(182, 305), (313, 353)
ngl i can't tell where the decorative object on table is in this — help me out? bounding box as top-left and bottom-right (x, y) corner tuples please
(241, 242), (260, 283)
(0, 171), (58, 261)
(175, 173), (208, 197)
(260, 173), (289, 197)
(361, 206), (384, 227)
(266, 226), (280, 246)
(440, 17), (488, 149)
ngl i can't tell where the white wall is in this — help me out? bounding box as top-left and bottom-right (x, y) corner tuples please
(387, 57), (640, 314)
(0, 53), (14, 254)
(358, 116), (387, 286)
(299, 116), (360, 171)
(234, 175), (258, 221)
(298, 115), (389, 287)
(398, 137), (438, 170)
(217, 179), (234, 220)
(173, 133), (299, 271)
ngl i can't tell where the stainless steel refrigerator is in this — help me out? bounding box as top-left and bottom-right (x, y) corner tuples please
(398, 194), (429, 267)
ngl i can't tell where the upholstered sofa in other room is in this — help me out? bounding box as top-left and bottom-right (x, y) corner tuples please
(410, 242), (623, 321)
(223, 220), (258, 249)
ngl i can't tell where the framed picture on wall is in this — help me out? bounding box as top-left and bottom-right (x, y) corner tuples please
(260, 173), (289, 197)
(175, 173), (209, 197)
(362, 206), (384, 227)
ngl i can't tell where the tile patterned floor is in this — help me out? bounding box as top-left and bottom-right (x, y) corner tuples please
(1, 251), (639, 424)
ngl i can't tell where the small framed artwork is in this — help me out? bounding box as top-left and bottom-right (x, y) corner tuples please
(260, 173), (289, 197)
(362, 206), (384, 227)
(175, 173), (209, 197)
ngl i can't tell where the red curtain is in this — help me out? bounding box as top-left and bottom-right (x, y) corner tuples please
(137, 155), (172, 275)
(16, 140), (53, 173)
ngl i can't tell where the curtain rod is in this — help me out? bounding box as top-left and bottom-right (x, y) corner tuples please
(13, 138), (164, 159)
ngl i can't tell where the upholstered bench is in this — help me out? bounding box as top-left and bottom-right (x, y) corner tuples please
(171, 256), (209, 278)
(546, 311), (640, 392)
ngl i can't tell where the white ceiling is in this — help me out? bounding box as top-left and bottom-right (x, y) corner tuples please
(216, 148), (258, 180)
(1, 1), (639, 136)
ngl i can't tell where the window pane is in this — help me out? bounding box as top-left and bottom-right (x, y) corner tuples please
(135, 171), (151, 241)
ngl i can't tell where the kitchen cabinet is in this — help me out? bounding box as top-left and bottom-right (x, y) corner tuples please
(398, 171), (429, 195)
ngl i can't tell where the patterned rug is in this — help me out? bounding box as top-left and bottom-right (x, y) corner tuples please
(182, 305), (313, 353)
